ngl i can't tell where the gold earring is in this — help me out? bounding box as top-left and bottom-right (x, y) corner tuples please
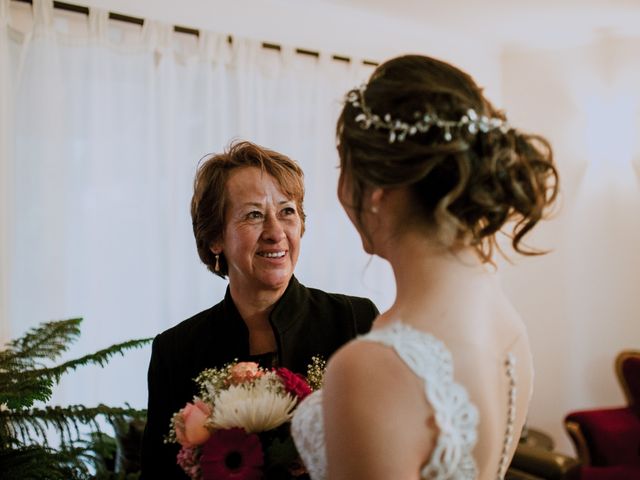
(371, 206), (379, 214)
(214, 254), (220, 272)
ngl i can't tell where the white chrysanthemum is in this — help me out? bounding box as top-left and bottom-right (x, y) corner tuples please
(211, 373), (297, 433)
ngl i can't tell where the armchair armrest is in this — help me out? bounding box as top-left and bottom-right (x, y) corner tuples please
(509, 443), (581, 480)
(565, 407), (640, 466)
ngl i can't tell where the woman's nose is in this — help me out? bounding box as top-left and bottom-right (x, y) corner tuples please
(262, 215), (285, 241)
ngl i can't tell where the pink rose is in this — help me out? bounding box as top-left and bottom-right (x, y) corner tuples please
(229, 362), (263, 385)
(175, 400), (212, 448)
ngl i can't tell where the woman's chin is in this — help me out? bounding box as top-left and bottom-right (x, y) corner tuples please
(256, 269), (293, 291)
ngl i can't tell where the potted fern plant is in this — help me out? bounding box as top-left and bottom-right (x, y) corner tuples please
(0, 318), (151, 479)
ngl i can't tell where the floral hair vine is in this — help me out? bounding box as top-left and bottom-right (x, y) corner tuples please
(346, 84), (510, 143)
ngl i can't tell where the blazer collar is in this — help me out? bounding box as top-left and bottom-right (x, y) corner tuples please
(221, 275), (307, 334)
(270, 275), (307, 333)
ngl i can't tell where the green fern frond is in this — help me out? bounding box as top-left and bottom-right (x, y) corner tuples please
(0, 318), (71, 409)
(0, 443), (93, 480)
(43, 337), (152, 383)
(0, 375), (53, 410)
(0, 318), (82, 369)
(1, 404), (147, 446)
(0, 325), (151, 409)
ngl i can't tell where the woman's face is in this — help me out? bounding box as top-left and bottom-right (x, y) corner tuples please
(214, 167), (302, 294)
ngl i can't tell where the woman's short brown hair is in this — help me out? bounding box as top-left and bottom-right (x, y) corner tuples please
(191, 140), (306, 278)
(337, 55), (559, 262)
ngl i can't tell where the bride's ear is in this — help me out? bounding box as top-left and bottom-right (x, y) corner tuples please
(368, 187), (384, 214)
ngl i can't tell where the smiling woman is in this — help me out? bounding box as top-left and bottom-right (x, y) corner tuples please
(140, 140), (380, 480)
(218, 167), (302, 297)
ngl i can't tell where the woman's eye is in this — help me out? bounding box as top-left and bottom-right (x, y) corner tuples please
(247, 211), (263, 220)
(282, 207), (296, 216)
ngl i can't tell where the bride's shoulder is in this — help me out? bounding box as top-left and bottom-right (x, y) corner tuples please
(321, 326), (440, 479)
(325, 334), (401, 382)
(323, 327), (430, 407)
(326, 332), (404, 382)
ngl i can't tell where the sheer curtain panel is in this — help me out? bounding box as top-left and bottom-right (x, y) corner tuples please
(0, 0), (384, 409)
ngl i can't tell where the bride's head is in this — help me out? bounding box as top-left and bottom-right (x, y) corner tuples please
(336, 54), (559, 263)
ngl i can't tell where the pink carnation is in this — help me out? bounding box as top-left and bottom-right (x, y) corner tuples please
(275, 368), (312, 400)
(177, 446), (202, 480)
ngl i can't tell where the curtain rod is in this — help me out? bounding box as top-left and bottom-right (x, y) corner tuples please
(12, 0), (378, 66)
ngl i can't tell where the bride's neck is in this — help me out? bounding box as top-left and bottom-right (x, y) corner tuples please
(382, 230), (489, 320)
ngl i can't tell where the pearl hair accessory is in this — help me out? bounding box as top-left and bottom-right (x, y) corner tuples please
(346, 84), (510, 144)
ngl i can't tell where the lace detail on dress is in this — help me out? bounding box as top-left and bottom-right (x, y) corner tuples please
(291, 390), (327, 479)
(291, 322), (480, 480)
(365, 323), (479, 480)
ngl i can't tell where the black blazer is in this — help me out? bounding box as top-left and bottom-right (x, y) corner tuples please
(140, 276), (378, 479)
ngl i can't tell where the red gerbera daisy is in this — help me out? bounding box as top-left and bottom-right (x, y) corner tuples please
(275, 368), (312, 400)
(200, 428), (264, 480)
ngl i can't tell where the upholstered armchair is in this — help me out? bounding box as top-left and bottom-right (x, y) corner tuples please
(564, 350), (640, 479)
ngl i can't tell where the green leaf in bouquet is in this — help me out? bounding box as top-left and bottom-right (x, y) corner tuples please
(264, 434), (298, 467)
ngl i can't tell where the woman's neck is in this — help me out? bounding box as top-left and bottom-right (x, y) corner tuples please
(229, 283), (286, 328)
(229, 283), (286, 355)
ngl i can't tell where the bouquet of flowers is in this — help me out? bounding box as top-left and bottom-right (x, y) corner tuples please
(168, 358), (325, 480)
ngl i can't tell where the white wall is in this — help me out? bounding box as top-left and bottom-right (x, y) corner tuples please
(499, 35), (640, 454)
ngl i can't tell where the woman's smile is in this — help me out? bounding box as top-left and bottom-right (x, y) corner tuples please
(257, 250), (287, 259)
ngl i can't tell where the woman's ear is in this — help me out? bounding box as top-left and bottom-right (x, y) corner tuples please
(209, 242), (221, 255)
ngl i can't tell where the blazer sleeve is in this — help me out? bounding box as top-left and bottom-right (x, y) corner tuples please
(140, 335), (188, 480)
(351, 296), (379, 334)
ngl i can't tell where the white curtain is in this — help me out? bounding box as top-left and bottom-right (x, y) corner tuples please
(0, 0), (386, 409)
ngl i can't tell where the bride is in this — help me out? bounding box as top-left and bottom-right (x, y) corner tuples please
(292, 54), (559, 479)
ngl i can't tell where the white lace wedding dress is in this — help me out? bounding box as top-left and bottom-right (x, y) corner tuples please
(291, 322), (516, 480)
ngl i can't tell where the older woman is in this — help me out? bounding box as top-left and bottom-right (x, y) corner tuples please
(140, 141), (378, 479)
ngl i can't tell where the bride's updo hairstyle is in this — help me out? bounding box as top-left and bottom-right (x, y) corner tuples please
(337, 54), (559, 262)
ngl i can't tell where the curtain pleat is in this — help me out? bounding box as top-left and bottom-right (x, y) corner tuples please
(0, 0), (13, 345)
